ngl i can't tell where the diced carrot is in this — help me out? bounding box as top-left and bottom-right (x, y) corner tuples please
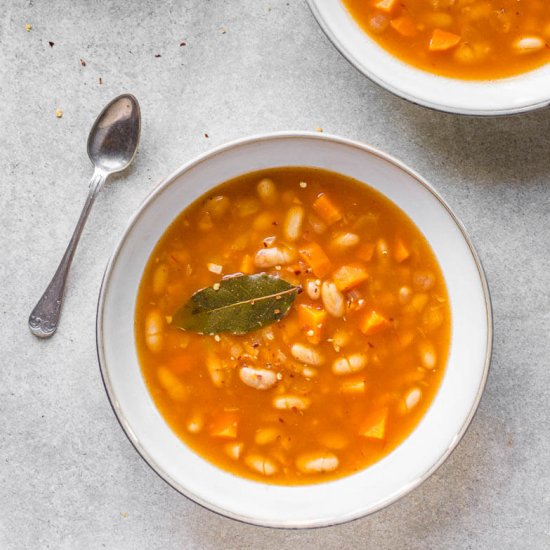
(312, 194), (342, 226)
(390, 15), (417, 37)
(299, 242), (332, 278)
(209, 412), (239, 439)
(375, 0), (397, 13)
(298, 304), (327, 344)
(429, 29), (461, 51)
(359, 408), (388, 439)
(394, 239), (410, 263)
(360, 310), (391, 335)
(332, 263), (369, 292)
(239, 254), (254, 274)
(356, 242), (375, 262)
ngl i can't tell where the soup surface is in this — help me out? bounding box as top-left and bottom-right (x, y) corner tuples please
(135, 167), (451, 485)
(343, 0), (550, 80)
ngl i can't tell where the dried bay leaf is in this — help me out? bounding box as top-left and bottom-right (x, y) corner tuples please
(172, 274), (299, 334)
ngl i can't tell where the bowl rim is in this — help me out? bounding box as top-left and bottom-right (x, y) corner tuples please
(96, 131), (493, 528)
(306, 0), (550, 116)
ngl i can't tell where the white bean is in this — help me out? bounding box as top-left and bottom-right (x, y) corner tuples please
(405, 387), (422, 410)
(254, 246), (296, 268)
(224, 442), (243, 460)
(245, 454), (278, 475)
(145, 310), (164, 353)
(283, 206), (304, 242)
(321, 281), (345, 317)
(305, 279), (321, 300)
(514, 36), (545, 53)
(296, 452), (339, 474)
(206, 353), (229, 387)
(157, 367), (187, 401)
(332, 353), (368, 375)
(419, 341), (437, 368)
(254, 426), (281, 446)
(257, 178), (277, 205)
(290, 343), (325, 366)
(152, 264), (168, 295)
(239, 366), (277, 390)
(273, 394), (311, 410)
(186, 413), (204, 434)
(331, 231), (359, 250)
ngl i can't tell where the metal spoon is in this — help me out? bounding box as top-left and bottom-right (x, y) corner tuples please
(29, 94), (141, 338)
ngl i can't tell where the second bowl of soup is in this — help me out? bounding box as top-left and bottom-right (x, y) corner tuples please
(97, 132), (491, 527)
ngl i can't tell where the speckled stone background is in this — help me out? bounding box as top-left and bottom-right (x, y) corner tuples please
(1, 1), (549, 548)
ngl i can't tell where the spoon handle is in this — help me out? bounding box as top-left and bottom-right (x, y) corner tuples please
(29, 170), (107, 338)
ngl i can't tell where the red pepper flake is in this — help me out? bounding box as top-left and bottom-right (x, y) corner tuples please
(99, 77), (103, 85)
(179, 41), (187, 47)
(155, 54), (161, 58)
(204, 133), (209, 138)
(48, 41), (55, 48)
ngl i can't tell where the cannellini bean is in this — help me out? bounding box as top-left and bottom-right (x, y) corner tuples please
(158, 367), (187, 401)
(340, 379), (366, 394)
(283, 206), (304, 242)
(411, 293), (429, 312)
(405, 387), (422, 410)
(254, 246), (296, 268)
(152, 264), (168, 294)
(376, 238), (389, 258)
(186, 413), (204, 434)
(398, 285), (412, 305)
(419, 341), (437, 368)
(423, 307), (444, 332)
(235, 197), (260, 217)
(305, 279), (321, 300)
(206, 353), (230, 387)
(308, 213), (327, 235)
(413, 270), (435, 291)
(145, 310), (164, 353)
(290, 343), (325, 366)
(224, 441), (243, 460)
(206, 195), (230, 219)
(257, 178), (277, 205)
(332, 353), (368, 375)
(514, 36), (545, 53)
(254, 426), (281, 446)
(273, 394), (311, 410)
(245, 454), (278, 476)
(239, 366), (277, 390)
(331, 231), (359, 250)
(321, 281), (345, 317)
(198, 211), (213, 232)
(296, 452), (339, 474)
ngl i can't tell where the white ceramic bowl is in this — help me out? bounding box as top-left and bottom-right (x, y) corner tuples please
(97, 132), (492, 528)
(307, 0), (550, 115)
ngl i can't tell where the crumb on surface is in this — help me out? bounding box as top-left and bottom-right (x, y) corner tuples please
(55, 108), (63, 118)
(99, 77), (103, 85)
(48, 41), (54, 47)
(120, 512), (129, 518)
(25, 23), (32, 32)
(80, 58), (86, 66)
(315, 127), (323, 132)
(204, 133), (209, 138)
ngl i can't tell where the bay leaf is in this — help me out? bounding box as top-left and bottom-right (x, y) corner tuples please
(172, 273), (299, 334)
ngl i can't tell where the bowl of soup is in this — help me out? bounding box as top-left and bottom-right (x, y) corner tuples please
(97, 132), (492, 527)
(307, 0), (550, 115)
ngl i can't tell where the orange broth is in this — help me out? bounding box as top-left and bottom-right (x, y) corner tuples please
(135, 167), (451, 485)
(343, 0), (550, 80)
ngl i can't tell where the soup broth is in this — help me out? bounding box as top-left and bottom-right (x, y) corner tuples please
(343, 0), (550, 80)
(135, 167), (451, 485)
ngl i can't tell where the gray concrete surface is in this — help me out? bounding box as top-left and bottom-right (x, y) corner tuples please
(1, 1), (549, 548)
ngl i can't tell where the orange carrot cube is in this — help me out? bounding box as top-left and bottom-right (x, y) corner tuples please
(299, 242), (332, 278)
(209, 413), (239, 439)
(356, 242), (375, 262)
(360, 310), (391, 335)
(298, 304), (327, 344)
(332, 263), (369, 292)
(394, 239), (410, 263)
(390, 16), (417, 37)
(429, 29), (461, 51)
(312, 194), (342, 226)
(359, 408), (388, 439)
(375, 0), (397, 13)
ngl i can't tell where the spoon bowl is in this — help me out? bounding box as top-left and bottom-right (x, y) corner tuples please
(88, 94), (141, 174)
